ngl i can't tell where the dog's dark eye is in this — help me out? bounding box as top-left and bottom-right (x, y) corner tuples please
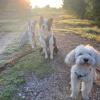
(78, 53), (83, 56)
(88, 53), (92, 56)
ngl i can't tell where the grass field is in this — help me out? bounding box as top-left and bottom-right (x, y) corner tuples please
(55, 14), (100, 42)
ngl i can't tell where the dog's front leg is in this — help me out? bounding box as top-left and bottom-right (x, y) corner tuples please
(39, 37), (48, 59)
(81, 80), (93, 100)
(70, 76), (80, 99)
(49, 37), (54, 59)
(28, 32), (35, 49)
(43, 47), (48, 59)
(49, 45), (54, 59)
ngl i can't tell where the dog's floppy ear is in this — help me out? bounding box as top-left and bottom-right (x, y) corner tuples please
(86, 45), (100, 68)
(39, 16), (44, 27)
(48, 18), (53, 25)
(48, 18), (53, 31)
(65, 49), (75, 66)
(95, 51), (100, 68)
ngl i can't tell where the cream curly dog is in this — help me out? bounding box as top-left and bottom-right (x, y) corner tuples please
(65, 45), (100, 100)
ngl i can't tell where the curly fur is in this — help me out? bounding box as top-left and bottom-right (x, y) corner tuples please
(65, 44), (100, 100)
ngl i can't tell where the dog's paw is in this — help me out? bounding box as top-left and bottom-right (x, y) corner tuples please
(50, 55), (53, 60)
(66, 96), (72, 100)
(45, 55), (48, 59)
(31, 44), (35, 49)
(66, 96), (74, 100)
(82, 97), (89, 100)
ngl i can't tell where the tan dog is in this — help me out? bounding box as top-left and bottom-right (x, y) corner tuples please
(39, 17), (58, 59)
(19, 20), (36, 49)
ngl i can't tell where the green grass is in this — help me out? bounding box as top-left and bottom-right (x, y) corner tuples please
(0, 20), (26, 32)
(54, 14), (100, 42)
(32, 8), (63, 18)
(54, 28), (100, 42)
(67, 27), (100, 33)
(0, 14), (36, 33)
(0, 46), (54, 100)
(3, 39), (20, 55)
(56, 17), (93, 27)
(14, 49), (54, 78)
(0, 68), (25, 100)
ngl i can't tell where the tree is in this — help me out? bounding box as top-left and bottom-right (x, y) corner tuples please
(86, 0), (100, 25)
(92, 0), (100, 20)
(45, 5), (50, 8)
(63, 0), (86, 18)
(91, 0), (100, 25)
(63, 0), (100, 26)
(0, 0), (31, 16)
(0, 0), (8, 11)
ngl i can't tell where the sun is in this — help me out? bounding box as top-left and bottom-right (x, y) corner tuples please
(29, 0), (62, 8)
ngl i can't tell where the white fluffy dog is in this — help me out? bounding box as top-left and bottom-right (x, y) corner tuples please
(19, 20), (36, 49)
(65, 45), (100, 100)
(39, 17), (58, 59)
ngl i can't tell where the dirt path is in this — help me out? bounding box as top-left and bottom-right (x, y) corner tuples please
(0, 32), (18, 54)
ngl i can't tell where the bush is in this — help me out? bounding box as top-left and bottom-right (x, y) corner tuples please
(63, 0), (86, 18)
(63, 0), (100, 26)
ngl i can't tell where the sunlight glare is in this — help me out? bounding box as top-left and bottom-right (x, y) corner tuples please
(29, 0), (62, 8)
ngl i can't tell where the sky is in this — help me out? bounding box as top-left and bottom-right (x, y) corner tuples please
(29, 0), (63, 8)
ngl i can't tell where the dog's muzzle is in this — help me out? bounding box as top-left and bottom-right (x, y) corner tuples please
(84, 58), (89, 63)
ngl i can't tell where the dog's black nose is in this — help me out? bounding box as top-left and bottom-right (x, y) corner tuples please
(84, 58), (88, 62)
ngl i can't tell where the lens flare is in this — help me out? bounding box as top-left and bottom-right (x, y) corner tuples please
(29, 0), (62, 8)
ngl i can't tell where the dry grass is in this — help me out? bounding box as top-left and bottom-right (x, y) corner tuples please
(54, 14), (100, 42)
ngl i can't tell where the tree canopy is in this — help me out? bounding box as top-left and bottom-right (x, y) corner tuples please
(0, 0), (31, 16)
(63, 0), (100, 25)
